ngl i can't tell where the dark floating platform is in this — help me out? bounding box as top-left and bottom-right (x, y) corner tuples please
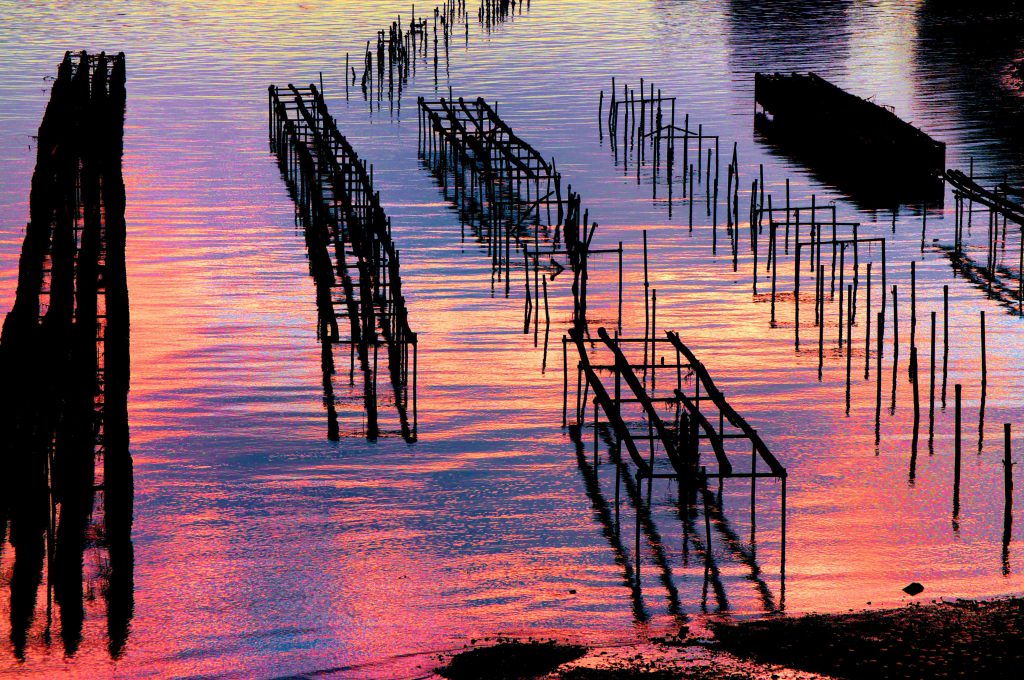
(755, 72), (946, 207)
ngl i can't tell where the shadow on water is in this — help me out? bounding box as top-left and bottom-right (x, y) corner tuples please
(567, 416), (780, 622)
(0, 50), (134, 662)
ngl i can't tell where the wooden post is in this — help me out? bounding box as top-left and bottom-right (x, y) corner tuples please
(954, 384), (962, 517)
(910, 261), (917, 379)
(929, 311), (936, 450)
(1005, 423), (1014, 527)
(865, 262), (872, 379)
(846, 284), (853, 415)
(875, 310), (884, 441)
(981, 310), (987, 385)
(942, 285), (949, 408)
(771, 206), (778, 324)
(911, 345), (920, 452)
(818, 265), (825, 381)
(891, 284), (899, 410)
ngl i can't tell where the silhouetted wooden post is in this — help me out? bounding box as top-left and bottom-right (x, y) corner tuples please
(981, 310), (987, 386)
(891, 284), (899, 412)
(846, 284), (853, 415)
(942, 285), (949, 407)
(818, 265), (825, 381)
(643, 230), (650, 382)
(910, 261), (917, 379)
(911, 345), (920, 455)
(875, 311), (884, 437)
(706, 148), (712, 217)
(838, 245), (845, 346)
(689, 163), (695, 233)
(865, 262), (872, 379)
(618, 241), (623, 331)
(929, 311), (936, 450)
(795, 243), (801, 349)
(1005, 423), (1014, 530)
(771, 207), (778, 324)
(701, 467), (712, 566)
(838, 265), (845, 347)
(784, 178), (790, 253)
(954, 384), (962, 518)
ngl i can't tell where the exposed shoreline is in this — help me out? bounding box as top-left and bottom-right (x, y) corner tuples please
(436, 596), (1024, 679)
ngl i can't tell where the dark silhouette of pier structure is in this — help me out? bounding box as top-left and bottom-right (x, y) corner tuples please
(754, 72), (945, 206)
(0, 51), (134, 661)
(269, 84), (418, 442)
(418, 94), (624, 341)
(564, 325), (788, 609)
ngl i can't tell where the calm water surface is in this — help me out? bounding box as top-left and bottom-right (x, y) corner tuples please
(2, 0), (1024, 676)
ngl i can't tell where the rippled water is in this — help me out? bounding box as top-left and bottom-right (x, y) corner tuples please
(2, 0), (1024, 676)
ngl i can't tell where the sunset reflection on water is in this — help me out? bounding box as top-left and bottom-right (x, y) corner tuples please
(2, 0), (1024, 676)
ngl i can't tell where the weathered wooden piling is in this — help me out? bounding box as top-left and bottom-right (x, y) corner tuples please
(1005, 423), (1014, 532)
(954, 384), (962, 518)
(942, 285), (949, 407)
(865, 262), (872, 379)
(910, 261), (917, 378)
(875, 311), (884, 441)
(846, 284), (853, 415)
(818, 265), (825, 381)
(980, 310), (987, 385)
(929, 311), (937, 451)
(891, 284), (899, 413)
(911, 345), (920, 460)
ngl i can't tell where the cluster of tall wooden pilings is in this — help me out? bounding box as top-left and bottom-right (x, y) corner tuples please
(346, 0), (535, 106)
(0, 51), (134, 660)
(752, 171), (1019, 542)
(269, 83), (418, 442)
(564, 325), (788, 609)
(478, 0), (522, 28)
(601, 79), (722, 224)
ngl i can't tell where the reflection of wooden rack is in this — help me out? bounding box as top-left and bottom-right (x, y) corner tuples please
(270, 83), (418, 442)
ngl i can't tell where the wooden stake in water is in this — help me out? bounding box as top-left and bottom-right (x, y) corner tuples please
(770, 203), (778, 324)
(818, 265), (825, 381)
(891, 284), (899, 413)
(910, 261), (917, 380)
(929, 311), (937, 451)
(875, 310), (884, 445)
(865, 262), (872, 379)
(689, 164), (695, 232)
(954, 384), (962, 520)
(981, 310), (987, 386)
(911, 345), (920, 460)
(1004, 423), (1014, 531)
(846, 284), (853, 415)
(942, 285), (949, 407)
